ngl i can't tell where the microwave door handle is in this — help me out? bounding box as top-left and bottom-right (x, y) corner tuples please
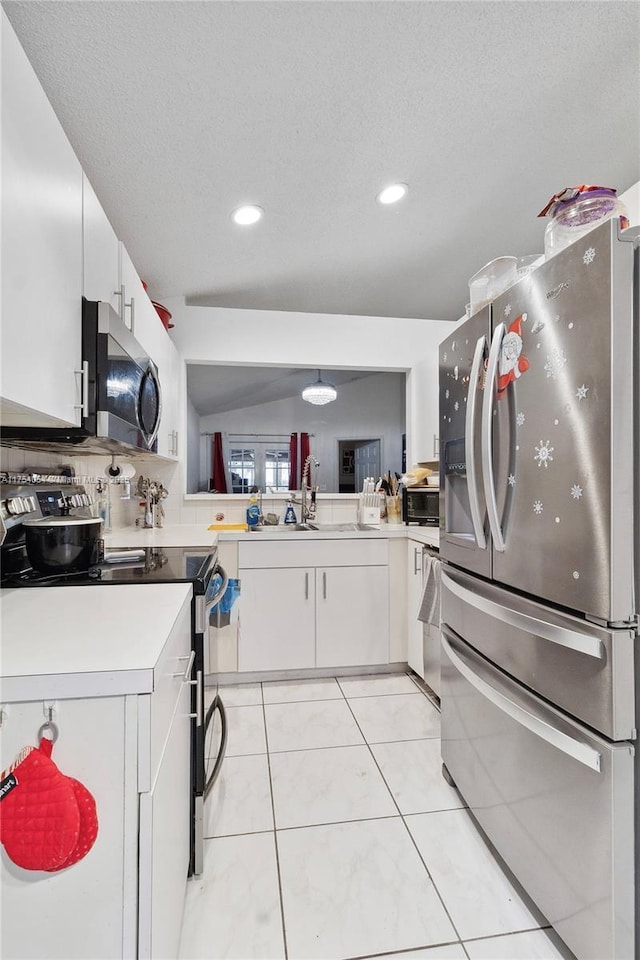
(482, 322), (506, 552)
(466, 334), (487, 549)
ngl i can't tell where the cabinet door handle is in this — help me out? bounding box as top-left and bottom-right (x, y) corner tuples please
(190, 669), (202, 721)
(414, 547), (421, 576)
(128, 296), (135, 333)
(173, 430), (179, 456)
(323, 571), (327, 599)
(174, 650), (195, 681)
(74, 360), (90, 417)
(304, 572), (309, 600)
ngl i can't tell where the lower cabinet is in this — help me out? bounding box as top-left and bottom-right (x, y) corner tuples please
(238, 566), (316, 671)
(0, 601), (193, 960)
(237, 539), (390, 672)
(316, 565), (388, 667)
(406, 540), (426, 679)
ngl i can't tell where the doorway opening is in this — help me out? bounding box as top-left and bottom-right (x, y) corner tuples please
(338, 439), (381, 493)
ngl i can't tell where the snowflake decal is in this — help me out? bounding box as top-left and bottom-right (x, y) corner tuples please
(533, 500), (543, 515)
(531, 318), (545, 335)
(443, 352), (448, 362)
(453, 365), (459, 380)
(516, 412), (525, 426)
(452, 341), (456, 351)
(544, 349), (568, 379)
(571, 484), (583, 500)
(445, 389), (450, 399)
(534, 440), (554, 468)
(508, 474), (516, 487)
(454, 400), (459, 411)
(576, 384), (589, 401)
(583, 247), (596, 265)
(504, 303), (512, 317)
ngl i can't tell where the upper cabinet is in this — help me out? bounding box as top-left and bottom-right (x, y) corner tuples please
(82, 174), (120, 313)
(1, 11), (83, 428)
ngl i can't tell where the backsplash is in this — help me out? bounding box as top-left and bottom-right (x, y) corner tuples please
(0, 446), (361, 529)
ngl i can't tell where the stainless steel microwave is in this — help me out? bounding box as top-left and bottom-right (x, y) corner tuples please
(1, 299), (162, 457)
(402, 486), (440, 525)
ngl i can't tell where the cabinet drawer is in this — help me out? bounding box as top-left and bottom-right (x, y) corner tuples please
(138, 596), (192, 791)
(441, 628), (634, 960)
(238, 538), (388, 569)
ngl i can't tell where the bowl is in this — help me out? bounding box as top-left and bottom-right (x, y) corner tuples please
(469, 256), (517, 313)
(151, 301), (174, 329)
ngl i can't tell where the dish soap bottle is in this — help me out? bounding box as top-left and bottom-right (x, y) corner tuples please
(246, 494), (261, 529)
(283, 499), (297, 525)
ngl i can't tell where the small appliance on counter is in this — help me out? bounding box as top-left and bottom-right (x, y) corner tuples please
(402, 485), (440, 526)
(0, 475), (228, 878)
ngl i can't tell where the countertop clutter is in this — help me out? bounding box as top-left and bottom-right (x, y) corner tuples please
(0, 583), (192, 701)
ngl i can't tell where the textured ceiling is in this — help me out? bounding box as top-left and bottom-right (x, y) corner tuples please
(3, 0), (639, 321)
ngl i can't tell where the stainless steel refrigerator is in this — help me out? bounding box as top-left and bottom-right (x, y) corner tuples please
(438, 219), (639, 960)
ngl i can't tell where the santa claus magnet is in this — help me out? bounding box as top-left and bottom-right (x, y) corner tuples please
(497, 313), (529, 398)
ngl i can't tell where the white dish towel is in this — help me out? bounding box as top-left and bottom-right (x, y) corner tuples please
(417, 555), (441, 626)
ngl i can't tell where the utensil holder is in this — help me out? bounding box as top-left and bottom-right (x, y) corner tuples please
(385, 494), (402, 524)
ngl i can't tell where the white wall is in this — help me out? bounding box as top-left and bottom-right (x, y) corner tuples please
(186, 393), (201, 494)
(620, 180), (640, 226)
(164, 299), (456, 471)
(197, 372), (405, 493)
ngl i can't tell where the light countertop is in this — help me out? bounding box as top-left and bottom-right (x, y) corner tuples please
(103, 522), (439, 549)
(0, 583), (192, 702)
(104, 524), (217, 548)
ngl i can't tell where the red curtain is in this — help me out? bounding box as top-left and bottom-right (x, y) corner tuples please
(300, 433), (311, 483)
(210, 433), (227, 493)
(288, 433), (298, 490)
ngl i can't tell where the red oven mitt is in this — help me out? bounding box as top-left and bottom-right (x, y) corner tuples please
(0, 741), (80, 871)
(0, 737), (99, 872)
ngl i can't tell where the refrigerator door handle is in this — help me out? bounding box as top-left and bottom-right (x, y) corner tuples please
(465, 334), (487, 549)
(481, 322), (506, 552)
(442, 629), (602, 772)
(441, 569), (604, 659)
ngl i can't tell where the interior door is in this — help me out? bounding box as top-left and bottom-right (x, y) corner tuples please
(354, 440), (381, 493)
(485, 220), (635, 623)
(439, 306), (492, 577)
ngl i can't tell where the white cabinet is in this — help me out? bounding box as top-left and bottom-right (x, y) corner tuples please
(408, 353), (440, 464)
(138, 678), (192, 958)
(82, 174), (120, 312)
(1, 10), (83, 428)
(316, 565), (389, 667)
(154, 334), (182, 460)
(238, 567), (316, 671)
(0, 598), (193, 960)
(406, 540), (425, 679)
(237, 539), (389, 672)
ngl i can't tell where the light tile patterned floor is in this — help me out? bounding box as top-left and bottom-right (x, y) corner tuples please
(181, 673), (575, 960)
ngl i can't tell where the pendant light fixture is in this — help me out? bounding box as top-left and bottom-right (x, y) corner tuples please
(301, 370), (337, 405)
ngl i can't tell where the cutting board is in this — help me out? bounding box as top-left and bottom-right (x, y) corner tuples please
(207, 523), (248, 531)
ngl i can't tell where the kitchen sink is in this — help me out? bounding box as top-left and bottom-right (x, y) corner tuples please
(249, 521), (377, 534)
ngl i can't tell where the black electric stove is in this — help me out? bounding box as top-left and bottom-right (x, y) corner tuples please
(3, 545), (216, 590)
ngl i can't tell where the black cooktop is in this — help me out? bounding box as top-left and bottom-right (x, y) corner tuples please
(2, 546), (215, 591)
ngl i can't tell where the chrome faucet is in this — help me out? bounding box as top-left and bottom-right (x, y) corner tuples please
(300, 455), (320, 523)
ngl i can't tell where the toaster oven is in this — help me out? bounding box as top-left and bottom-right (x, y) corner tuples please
(402, 486), (440, 525)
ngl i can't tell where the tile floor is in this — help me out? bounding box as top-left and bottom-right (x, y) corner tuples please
(179, 673), (575, 960)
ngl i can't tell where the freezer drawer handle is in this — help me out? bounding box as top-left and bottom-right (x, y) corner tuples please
(442, 631), (602, 772)
(441, 570), (603, 660)
(465, 334), (487, 549)
(481, 322), (506, 552)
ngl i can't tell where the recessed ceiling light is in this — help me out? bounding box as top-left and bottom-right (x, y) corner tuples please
(232, 205), (263, 225)
(376, 183), (408, 205)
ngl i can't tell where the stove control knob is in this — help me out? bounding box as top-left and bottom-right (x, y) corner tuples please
(6, 498), (23, 515)
(25, 496), (38, 512)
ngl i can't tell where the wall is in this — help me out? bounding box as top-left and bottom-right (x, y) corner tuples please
(186, 394), (201, 495)
(620, 181), (640, 226)
(195, 372), (405, 493)
(164, 298), (456, 478)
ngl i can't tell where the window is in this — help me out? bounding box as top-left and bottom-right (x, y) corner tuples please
(228, 445), (290, 492)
